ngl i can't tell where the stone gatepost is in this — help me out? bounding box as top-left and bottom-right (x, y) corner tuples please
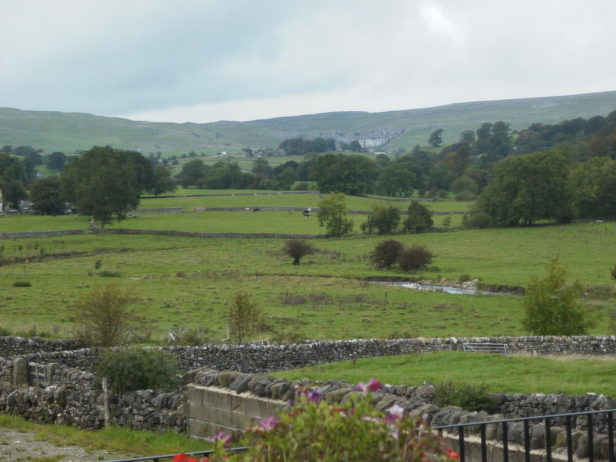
(12, 357), (28, 386)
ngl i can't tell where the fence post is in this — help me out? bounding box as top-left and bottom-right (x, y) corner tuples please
(102, 377), (111, 428)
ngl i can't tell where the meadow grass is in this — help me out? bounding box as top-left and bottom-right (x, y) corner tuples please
(1, 220), (616, 341)
(0, 414), (210, 457)
(273, 351), (616, 397)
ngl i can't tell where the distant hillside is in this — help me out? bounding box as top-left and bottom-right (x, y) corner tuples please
(1, 91), (615, 155)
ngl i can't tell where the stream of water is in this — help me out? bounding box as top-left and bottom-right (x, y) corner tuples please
(377, 280), (513, 296)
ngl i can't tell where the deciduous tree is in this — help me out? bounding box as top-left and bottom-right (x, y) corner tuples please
(317, 192), (354, 237)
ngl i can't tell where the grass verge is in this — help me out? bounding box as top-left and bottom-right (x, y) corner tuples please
(273, 351), (616, 397)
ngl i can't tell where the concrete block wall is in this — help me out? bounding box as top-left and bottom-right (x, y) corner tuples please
(185, 385), (286, 439)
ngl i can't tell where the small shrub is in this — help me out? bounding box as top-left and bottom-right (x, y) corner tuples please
(611, 266), (616, 280)
(98, 270), (121, 277)
(12, 281), (31, 287)
(369, 239), (404, 269)
(442, 214), (452, 227)
(458, 273), (472, 283)
(95, 348), (182, 395)
(94, 259), (103, 270)
(463, 211), (492, 229)
(228, 291), (264, 343)
(283, 239), (316, 265)
(74, 283), (140, 347)
(397, 245), (433, 272)
(435, 380), (498, 413)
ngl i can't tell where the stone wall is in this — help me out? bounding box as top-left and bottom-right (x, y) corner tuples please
(3, 336), (616, 377)
(0, 364), (184, 432)
(0, 336), (83, 359)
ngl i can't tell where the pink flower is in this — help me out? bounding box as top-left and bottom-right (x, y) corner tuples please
(257, 415), (279, 431)
(386, 404), (404, 419)
(307, 391), (322, 403)
(208, 431), (232, 448)
(355, 378), (382, 393)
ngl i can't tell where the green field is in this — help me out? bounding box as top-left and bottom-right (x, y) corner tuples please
(273, 352), (616, 397)
(0, 202), (615, 342)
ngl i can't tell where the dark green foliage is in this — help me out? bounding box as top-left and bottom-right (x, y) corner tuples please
(403, 201), (433, 233)
(47, 152), (66, 171)
(462, 210), (492, 229)
(361, 204), (401, 235)
(61, 146), (143, 228)
(375, 164), (416, 197)
(397, 245), (433, 272)
(522, 258), (594, 335)
(428, 128), (444, 147)
(12, 281), (31, 287)
(278, 137), (336, 156)
(30, 177), (66, 215)
(284, 239), (316, 265)
(311, 153), (378, 195)
(435, 380), (498, 413)
(369, 239), (404, 269)
(98, 270), (121, 277)
(95, 348), (182, 395)
(477, 151), (572, 226)
(611, 266), (616, 280)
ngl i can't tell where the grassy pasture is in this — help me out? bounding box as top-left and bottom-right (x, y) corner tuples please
(273, 352), (616, 397)
(1, 191), (615, 341)
(0, 218), (615, 340)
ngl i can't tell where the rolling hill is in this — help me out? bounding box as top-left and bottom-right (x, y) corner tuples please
(1, 91), (615, 155)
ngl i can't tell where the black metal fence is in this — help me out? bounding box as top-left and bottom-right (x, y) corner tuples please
(434, 408), (616, 462)
(105, 409), (616, 462)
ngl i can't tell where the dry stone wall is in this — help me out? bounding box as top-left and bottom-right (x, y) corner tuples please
(3, 336), (616, 377)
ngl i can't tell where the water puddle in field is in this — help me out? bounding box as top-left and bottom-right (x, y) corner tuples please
(375, 280), (514, 296)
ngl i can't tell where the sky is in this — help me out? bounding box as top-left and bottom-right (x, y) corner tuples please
(1, 0), (615, 123)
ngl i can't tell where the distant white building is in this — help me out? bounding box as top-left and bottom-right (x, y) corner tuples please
(0, 189), (3, 213)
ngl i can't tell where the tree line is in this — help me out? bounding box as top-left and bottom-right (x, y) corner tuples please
(1, 145), (176, 228)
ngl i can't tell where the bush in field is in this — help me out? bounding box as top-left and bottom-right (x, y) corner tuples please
(361, 204), (401, 235)
(369, 239), (404, 269)
(95, 348), (181, 395)
(435, 380), (497, 413)
(228, 292), (264, 343)
(284, 239), (316, 265)
(462, 210), (492, 229)
(522, 258), (594, 335)
(611, 265), (616, 280)
(74, 283), (140, 347)
(403, 201), (433, 233)
(397, 245), (433, 272)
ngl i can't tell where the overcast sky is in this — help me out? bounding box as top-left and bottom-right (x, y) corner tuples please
(1, 0), (615, 123)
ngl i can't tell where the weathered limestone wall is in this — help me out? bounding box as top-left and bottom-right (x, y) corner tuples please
(185, 385), (286, 439)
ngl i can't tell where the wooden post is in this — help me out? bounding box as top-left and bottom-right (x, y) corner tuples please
(102, 377), (110, 428)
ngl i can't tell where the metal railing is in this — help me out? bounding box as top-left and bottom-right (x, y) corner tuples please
(434, 408), (616, 462)
(104, 447), (248, 462)
(105, 409), (616, 462)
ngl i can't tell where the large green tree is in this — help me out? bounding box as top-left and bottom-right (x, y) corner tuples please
(311, 154), (378, 195)
(61, 146), (142, 228)
(477, 151), (572, 225)
(30, 176), (65, 215)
